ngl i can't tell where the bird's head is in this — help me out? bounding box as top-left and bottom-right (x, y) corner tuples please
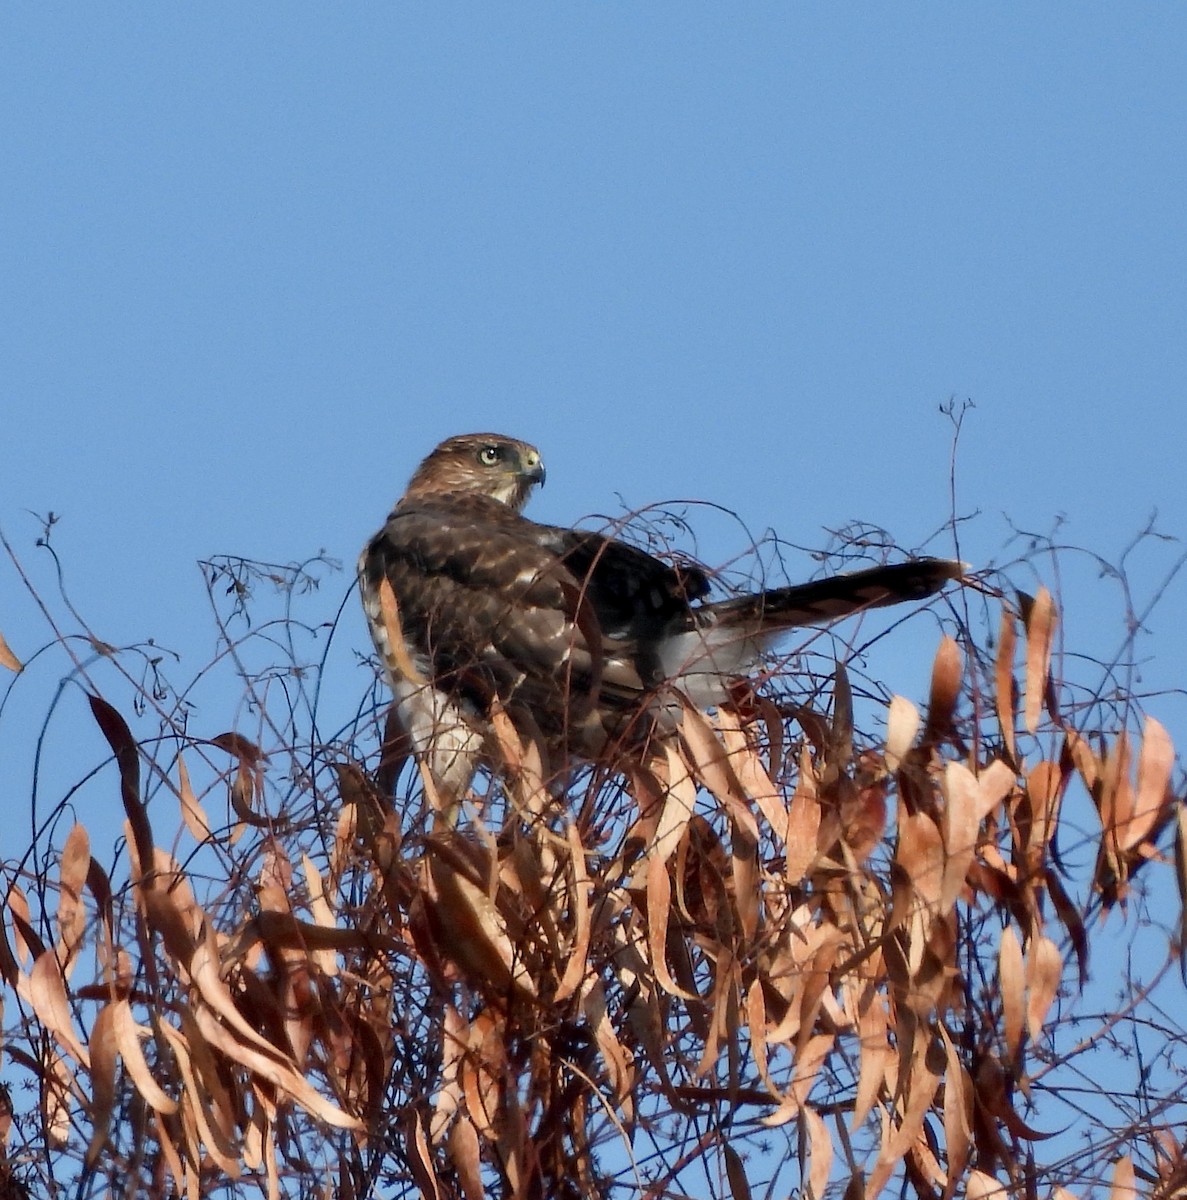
(404, 433), (546, 512)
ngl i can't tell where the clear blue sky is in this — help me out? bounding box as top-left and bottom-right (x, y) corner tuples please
(3, 8), (1185, 772)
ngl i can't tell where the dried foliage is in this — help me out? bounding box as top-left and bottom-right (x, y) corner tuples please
(0, 521), (1185, 1200)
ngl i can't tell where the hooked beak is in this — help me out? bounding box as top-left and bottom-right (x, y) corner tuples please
(521, 453), (546, 487)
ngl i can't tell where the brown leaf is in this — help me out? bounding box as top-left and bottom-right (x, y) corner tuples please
(43, 1049), (73, 1146)
(679, 704), (759, 841)
(1110, 1154), (1137, 1200)
(651, 742), (699, 866)
(87, 694), (152, 880)
(924, 636), (963, 742)
(152, 1109), (186, 1197)
(555, 822), (592, 1003)
(29, 950), (89, 1068)
(1021, 588), (1056, 735)
(428, 855), (538, 1000)
(763, 1033), (833, 1127)
(715, 708), (788, 839)
(430, 1004), (467, 1143)
(646, 852), (698, 1000)
(940, 1025), (973, 1192)
(895, 812), (944, 974)
(994, 608), (1018, 762)
(804, 1105), (834, 1200)
(1125, 715), (1174, 852)
(940, 763), (980, 912)
(0, 629), (22, 673)
(998, 925), (1025, 1061)
(830, 660), (854, 770)
(1046, 868), (1089, 987)
(724, 1141), (754, 1200)
(1025, 935), (1062, 1039)
(975, 759), (1018, 823)
(190, 1000), (363, 1130)
(785, 746), (821, 886)
(112, 999), (178, 1114)
(448, 1116), (485, 1200)
(176, 753), (211, 840)
(966, 1171), (1008, 1199)
(157, 1021), (242, 1176)
(301, 852), (339, 977)
(1025, 760), (1063, 859)
(84, 1003), (118, 1167)
(852, 992), (890, 1128)
(56, 822), (90, 976)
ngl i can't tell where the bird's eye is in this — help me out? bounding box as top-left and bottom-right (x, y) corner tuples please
(478, 445), (502, 466)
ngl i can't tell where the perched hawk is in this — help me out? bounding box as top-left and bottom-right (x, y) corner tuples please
(360, 433), (962, 797)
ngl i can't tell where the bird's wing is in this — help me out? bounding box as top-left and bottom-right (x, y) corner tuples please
(362, 498), (709, 733)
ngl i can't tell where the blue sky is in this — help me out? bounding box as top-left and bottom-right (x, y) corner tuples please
(3, 8), (1185, 792)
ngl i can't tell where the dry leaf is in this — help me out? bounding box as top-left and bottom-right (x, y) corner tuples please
(998, 926), (1025, 1061)
(176, 753), (211, 840)
(1025, 935), (1063, 1039)
(0, 629), (22, 673)
(1022, 588), (1056, 735)
(804, 1104), (834, 1200)
(1110, 1154), (1137, 1200)
(84, 1003), (118, 1167)
(994, 608), (1018, 761)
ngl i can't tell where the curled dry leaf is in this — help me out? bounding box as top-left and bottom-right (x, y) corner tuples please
(43, 1050), (73, 1147)
(852, 992), (890, 1129)
(966, 1170), (1008, 1199)
(157, 1021), (242, 1177)
(554, 821), (592, 1004)
(940, 763), (980, 912)
(998, 925), (1025, 1062)
(1025, 761), (1063, 860)
(1025, 935), (1063, 1040)
(895, 812), (944, 975)
(785, 746), (821, 886)
(1110, 1154), (1137, 1200)
(994, 608), (1018, 762)
(88, 694), (152, 880)
(56, 822), (90, 976)
(650, 742), (699, 867)
(1021, 588), (1056, 735)
(301, 852), (339, 977)
(924, 636), (963, 743)
(427, 855), (538, 1000)
(448, 1116), (485, 1200)
(714, 707), (788, 839)
(176, 753), (210, 840)
(804, 1105), (833, 1200)
(939, 1024), (972, 1190)
(112, 999), (177, 1114)
(645, 852), (698, 1001)
(29, 950), (90, 1069)
(84, 1003), (118, 1168)
(1126, 716), (1175, 853)
(0, 628), (22, 672)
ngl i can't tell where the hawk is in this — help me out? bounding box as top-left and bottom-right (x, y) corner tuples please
(360, 433), (962, 798)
